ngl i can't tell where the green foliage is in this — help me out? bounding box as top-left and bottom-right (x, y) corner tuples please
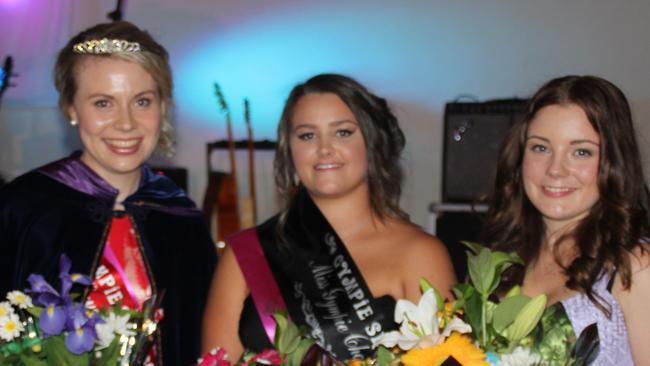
(457, 241), (546, 353)
(42, 335), (90, 366)
(493, 294), (532, 333)
(375, 346), (396, 366)
(94, 337), (121, 366)
(25, 307), (42, 318)
(272, 311), (315, 366)
(504, 294), (547, 351)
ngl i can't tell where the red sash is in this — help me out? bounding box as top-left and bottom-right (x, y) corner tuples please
(87, 215), (158, 364)
(87, 215), (152, 311)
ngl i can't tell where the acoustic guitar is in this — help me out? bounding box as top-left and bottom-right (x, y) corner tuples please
(208, 83), (240, 245)
(240, 98), (257, 227)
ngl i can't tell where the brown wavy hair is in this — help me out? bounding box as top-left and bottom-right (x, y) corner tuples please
(54, 21), (175, 156)
(481, 75), (650, 312)
(275, 73), (408, 223)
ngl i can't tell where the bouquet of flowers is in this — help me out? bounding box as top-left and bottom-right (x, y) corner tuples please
(0, 255), (162, 366)
(197, 243), (599, 366)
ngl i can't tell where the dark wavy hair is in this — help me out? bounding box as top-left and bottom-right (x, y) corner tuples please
(482, 75), (650, 313)
(54, 21), (174, 156)
(275, 73), (408, 222)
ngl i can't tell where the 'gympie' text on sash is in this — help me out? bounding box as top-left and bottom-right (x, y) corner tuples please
(256, 190), (394, 360)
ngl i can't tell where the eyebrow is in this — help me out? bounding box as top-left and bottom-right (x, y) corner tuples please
(84, 89), (158, 100)
(526, 135), (600, 146)
(292, 119), (358, 130)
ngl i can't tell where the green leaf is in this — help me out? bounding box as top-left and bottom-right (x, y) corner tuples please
(469, 248), (495, 295)
(19, 353), (48, 366)
(461, 241), (485, 255)
(451, 284), (474, 312)
(463, 290), (483, 340)
(487, 272), (502, 295)
(505, 294), (547, 348)
(272, 311), (289, 345)
(451, 283), (471, 299)
(288, 338), (315, 366)
(284, 328), (302, 354)
(490, 251), (513, 270)
(25, 307), (42, 318)
(485, 300), (497, 324)
(376, 346), (396, 366)
(434, 287), (446, 312)
(95, 337), (121, 366)
(419, 277), (433, 293)
(42, 335), (90, 366)
(492, 294), (531, 333)
(504, 285), (521, 298)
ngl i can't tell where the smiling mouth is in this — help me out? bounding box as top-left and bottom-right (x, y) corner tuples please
(542, 186), (576, 196)
(315, 163), (342, 170)
(104, 138), (142, 154)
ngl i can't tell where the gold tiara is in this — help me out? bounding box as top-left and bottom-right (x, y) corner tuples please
(72, 38), (141, 54)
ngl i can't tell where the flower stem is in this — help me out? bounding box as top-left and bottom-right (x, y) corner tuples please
(481, 295), (488, 347)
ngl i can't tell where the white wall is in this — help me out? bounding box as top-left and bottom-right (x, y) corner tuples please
(1, 0), (649, 229)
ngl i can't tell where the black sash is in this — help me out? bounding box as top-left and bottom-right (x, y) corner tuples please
(256, 190), (396, 359)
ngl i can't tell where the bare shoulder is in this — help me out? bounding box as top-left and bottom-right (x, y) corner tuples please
(629, 243), (650, 273)
(614, 244), (650, 364)
(384, 219), (457, 300)
(385, 220), (449, 262)
(625, 244), (650, 293)
(201, 244), (248, 358)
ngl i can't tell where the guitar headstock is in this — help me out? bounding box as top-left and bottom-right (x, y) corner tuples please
(213, 82), (230, 115)
(243, 98), (251, 128)
(0, 56), (15, 99)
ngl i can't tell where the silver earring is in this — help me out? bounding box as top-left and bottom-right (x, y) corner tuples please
(293, 173), (300, 186)
(70, 120), (78, 126)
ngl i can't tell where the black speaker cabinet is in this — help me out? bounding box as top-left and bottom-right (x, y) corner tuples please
(442, 99), (527, 202)
(435, 211), (485, 280)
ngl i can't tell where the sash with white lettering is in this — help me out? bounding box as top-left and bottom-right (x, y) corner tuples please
(255, 189), (397, 360)
(87, 215), (152, 311)
(86, 214), (158, 365)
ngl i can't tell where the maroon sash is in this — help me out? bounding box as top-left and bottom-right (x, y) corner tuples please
(227, 228), (287, 342)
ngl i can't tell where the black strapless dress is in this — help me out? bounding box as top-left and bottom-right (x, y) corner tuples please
(239, 294), (397, 353)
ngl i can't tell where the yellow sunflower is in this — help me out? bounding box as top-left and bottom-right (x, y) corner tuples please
(400, 332), (489, 366)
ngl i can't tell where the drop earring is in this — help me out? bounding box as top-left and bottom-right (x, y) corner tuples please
(70, 120), (78, 127)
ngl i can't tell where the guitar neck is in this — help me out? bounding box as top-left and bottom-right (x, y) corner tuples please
(225, 113), (237, 177)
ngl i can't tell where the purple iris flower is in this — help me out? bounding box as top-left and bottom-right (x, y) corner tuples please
(27, 254), (92, 307)
(25, 254), (97, 348)
(58, 254), (92, 300)
(65, 323), (97, 354)
(39, 304), (66, 336)
(64, 303), (99, 354)
(27, 274), (62, 307)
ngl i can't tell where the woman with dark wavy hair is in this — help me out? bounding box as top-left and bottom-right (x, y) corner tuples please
(203, 73), (456, 361)
(482, 75), (650, 364)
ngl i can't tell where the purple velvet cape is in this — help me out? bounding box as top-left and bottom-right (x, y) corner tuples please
(0, 153), (217, 366)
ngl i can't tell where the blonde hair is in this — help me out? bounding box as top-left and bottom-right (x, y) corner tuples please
(54, 21), (174, 156)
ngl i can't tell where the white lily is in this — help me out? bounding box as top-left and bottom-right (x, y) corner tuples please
(497, 346), (541, 366)
(95, 312), (135, 349)
(373, 289), (472, 350)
